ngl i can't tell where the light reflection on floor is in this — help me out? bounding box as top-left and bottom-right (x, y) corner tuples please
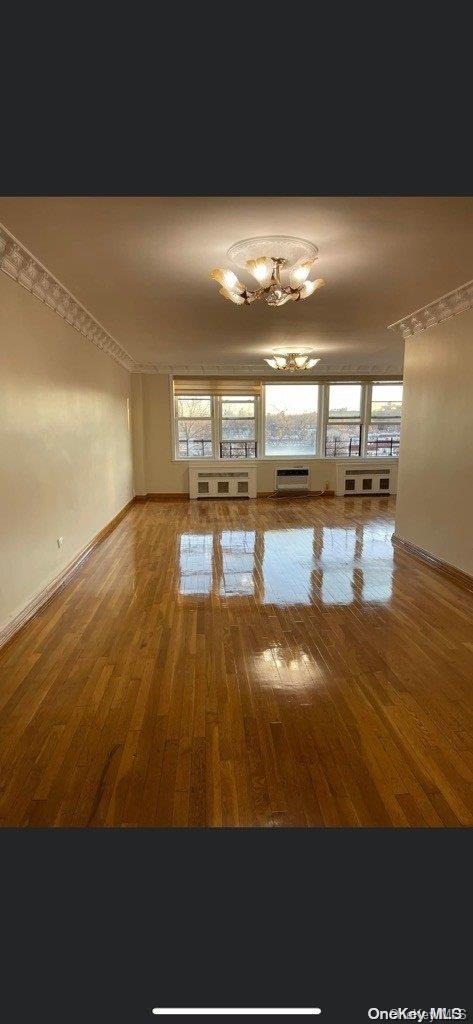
(178, 517), (394, 606)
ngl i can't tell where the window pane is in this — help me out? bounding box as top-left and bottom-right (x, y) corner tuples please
(177, 396), (211, 418)
(221, 418), (255, 440)
(178, 418), (213, 458)
(325, 423), (361, 457)
(220, 439), (256, 459)
(371, 384), (403, 418)
(328, 384), (361, 419)
(366, 422), (400, 457)
(264, 384), (318, 456)
(221, 397), (255, 418)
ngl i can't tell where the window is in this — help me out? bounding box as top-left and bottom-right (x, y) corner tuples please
(173, 378), (403, 461)
(176, 396), (213, 459)
(366, 383), (403, 458)
(325, 384), (362, 457)
(264, 384), (318, 456)
(219, 396), (257, 459)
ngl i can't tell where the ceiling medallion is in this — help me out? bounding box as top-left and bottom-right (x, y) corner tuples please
(264, 351), (320, 372)
(210, 235), (325, 308)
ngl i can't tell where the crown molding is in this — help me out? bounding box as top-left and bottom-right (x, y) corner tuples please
(0, 224), (136, 371)
(132, 361), (403, 376)
(387, 279), (473, 339)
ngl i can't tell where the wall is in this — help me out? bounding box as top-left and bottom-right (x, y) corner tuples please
(0, 272), (133, 632)
(395, 307), (473, 576)
(142, 373), (366, 496)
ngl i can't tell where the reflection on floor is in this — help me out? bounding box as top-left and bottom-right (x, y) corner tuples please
(179, 521), (394, 605)
(1, 495), (472, 827)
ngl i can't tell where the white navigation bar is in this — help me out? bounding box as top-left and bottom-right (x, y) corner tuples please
(152, 1010), (322, 1016)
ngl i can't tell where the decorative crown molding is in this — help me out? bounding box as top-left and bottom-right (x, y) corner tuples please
(387, 279), (473, 339)
(0, 224), (136, 371)
(132, 361), (403, 376)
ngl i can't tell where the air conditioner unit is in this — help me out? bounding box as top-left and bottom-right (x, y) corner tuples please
(275, 466), (310, 494)
(336, 464), (398, 496)
(189, 467), (257, 499)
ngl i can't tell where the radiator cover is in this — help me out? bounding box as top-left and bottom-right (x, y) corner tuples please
(336, 462), (398, 496)
(189, 466), (257, 499)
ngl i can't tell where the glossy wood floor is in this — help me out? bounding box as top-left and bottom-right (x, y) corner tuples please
(1, 495), (472, 827)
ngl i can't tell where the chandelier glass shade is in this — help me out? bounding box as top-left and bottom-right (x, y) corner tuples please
(264, 352), (320, 372)
(209, 237), (325, 308)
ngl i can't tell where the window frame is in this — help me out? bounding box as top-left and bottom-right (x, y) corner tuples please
(171, 378), (403, 463)
(217, 394), (258, 460)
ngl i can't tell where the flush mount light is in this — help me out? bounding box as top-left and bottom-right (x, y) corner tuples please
(264, 352), (320, 372)
(210, 236), (325, 308)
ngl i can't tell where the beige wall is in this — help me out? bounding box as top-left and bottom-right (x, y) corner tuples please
(395, 308), (473, 576)
(0, 273), (133, 631)
(142, 373), (346, 495)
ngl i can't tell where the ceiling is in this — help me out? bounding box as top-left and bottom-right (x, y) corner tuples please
(1, 196), (472, 375)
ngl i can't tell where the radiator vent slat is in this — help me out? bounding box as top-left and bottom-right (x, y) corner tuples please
(198, 472), (249, 478)
(345, 469), (391, 476)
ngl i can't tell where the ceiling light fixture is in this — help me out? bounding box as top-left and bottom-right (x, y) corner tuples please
(264, 352), (320, 372)
(210, 235), (326, 309)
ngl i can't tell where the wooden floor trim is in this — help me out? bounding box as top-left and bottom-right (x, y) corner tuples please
(141, 490), (336, 501)
(392, 534), (473, 592)
(0, 496), (136, 653)
(143, 493), (189, 501)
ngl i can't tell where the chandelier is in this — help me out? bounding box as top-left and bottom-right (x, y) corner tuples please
(264, 352), (320, 372)
(209, 235), (325, 308)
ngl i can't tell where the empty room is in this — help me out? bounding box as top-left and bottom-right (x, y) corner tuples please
(0, 195), (472, 828)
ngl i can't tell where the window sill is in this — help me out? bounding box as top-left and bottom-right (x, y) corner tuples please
(172, 455), (399, 465)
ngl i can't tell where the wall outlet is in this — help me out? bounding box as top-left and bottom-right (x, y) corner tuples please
(57, 537), (63, 549)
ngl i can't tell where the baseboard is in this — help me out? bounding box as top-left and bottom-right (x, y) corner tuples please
(392, 534), (473, 593)
(258, 489), (335, 499)
(138, 490), (336, 501)
(0, 497), (136, 654)
(144, 493), (189, 501)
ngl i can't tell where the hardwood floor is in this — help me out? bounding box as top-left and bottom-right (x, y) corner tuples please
(1, 495), (472, 827)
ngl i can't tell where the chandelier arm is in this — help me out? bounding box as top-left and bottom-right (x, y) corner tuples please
(243, 288), (262, 304)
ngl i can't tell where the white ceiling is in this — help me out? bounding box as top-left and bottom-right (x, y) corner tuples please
(1, 196), (472, 374)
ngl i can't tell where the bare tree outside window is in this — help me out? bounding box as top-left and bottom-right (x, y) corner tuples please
(177, 397), (213, 458)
